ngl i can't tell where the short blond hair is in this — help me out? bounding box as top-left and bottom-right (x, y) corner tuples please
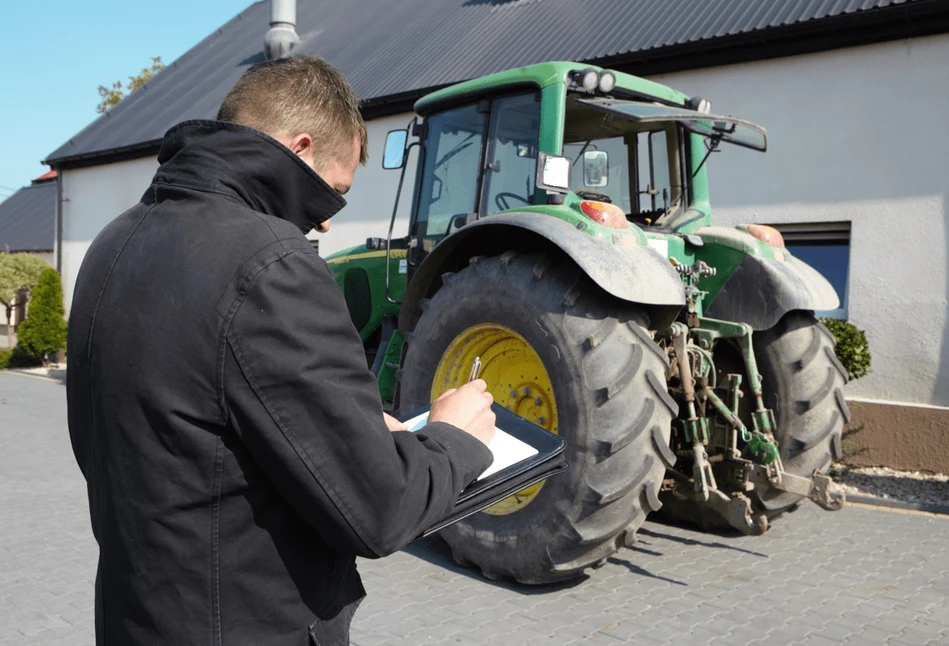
(218, 56), (368, 171)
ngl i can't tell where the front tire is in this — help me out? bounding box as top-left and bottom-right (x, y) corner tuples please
(399, 252), (676, 584)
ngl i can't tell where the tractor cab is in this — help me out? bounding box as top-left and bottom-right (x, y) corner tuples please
(380, 62), (768, 279)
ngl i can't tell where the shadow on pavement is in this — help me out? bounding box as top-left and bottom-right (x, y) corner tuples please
(403, 532), (702, 592)
(605, 555), (688, 586)
(402, 536), (588, 595)
(637, 526), (769, 558)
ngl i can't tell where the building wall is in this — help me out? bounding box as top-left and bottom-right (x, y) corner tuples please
(648, 34), (949, 410)
(60, 157), (159, 314)
(59, 35), (949, 416)
(59, 118), (416, 314)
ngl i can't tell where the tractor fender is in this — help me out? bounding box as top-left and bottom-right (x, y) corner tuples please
(704, 253), (839, 330)
(400, 212), (685, 334)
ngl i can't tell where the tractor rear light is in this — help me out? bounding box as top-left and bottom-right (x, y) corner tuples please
(580, 201), (627, 229)
(747, 224), (785, 248)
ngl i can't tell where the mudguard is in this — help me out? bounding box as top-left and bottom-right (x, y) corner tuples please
(704, 253), (839, 330)
(400, 212), (685, 334)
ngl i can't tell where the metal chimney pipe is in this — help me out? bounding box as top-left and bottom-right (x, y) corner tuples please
(265, 0), (300, 60)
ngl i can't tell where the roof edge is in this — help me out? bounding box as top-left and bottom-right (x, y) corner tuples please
(46, 140), (162, 170)
(45, 0), (949, 168)
(602, 0), (949, 76)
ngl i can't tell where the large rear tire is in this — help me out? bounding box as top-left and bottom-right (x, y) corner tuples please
(399, 252), (676, 584)
(661, 311), (850, 529)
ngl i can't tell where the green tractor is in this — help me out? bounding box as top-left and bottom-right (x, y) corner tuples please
(327, 62), (848, 584)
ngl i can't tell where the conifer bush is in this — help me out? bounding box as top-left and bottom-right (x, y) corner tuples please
(16, 267), (67, 365)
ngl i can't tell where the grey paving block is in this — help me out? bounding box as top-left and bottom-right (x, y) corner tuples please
(3, 372), (949, 646)
(809, 621), (856, 643)
(842, 625), (897, 644)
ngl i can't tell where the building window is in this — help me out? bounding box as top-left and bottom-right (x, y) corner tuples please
(773, 222), (851, 320)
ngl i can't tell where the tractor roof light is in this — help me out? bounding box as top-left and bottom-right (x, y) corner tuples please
(569, 67), (601, 92)
(746, 224), (785, 248)
(686, 95), (712, 113)
(579, 200), (627, 229)
(598, 71), (616, 93)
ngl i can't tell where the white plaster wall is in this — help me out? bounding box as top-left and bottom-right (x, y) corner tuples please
(61, 157), (159, 314)
(648, 34), (949, 407)
(60, 116), (415, 316)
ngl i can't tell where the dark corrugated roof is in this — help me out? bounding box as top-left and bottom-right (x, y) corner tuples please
(46, 0), (938, 164)
(0, 183), (56, 252)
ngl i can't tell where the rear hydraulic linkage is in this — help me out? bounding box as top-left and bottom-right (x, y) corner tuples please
(660, 260), (844, 534)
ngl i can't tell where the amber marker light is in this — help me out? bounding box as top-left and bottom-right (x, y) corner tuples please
(746, 224), (785, 248)
(579, 201), (627, 229)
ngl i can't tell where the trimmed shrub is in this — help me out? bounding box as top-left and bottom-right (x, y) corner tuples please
(16, 268), (67, 365)
(820, 318), (871, 381)
(0, 345), (42, 369)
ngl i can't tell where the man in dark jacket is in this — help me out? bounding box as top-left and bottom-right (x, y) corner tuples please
(66, 56), (495, 645)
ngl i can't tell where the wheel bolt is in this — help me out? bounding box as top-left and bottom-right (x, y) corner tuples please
(537, 417), (546, 425)
(522, 387), (531, 396)
(534, 397), (543, 406)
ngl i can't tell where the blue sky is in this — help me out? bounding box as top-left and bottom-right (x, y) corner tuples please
(0, 0), (251, 202)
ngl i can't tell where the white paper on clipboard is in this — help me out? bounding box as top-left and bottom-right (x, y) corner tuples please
(402, 412), (538, 481)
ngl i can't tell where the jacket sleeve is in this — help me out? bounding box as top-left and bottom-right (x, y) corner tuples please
(222, 247), (493, 559)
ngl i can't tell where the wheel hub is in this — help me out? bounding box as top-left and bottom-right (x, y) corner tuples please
(432, 323), (558, 515)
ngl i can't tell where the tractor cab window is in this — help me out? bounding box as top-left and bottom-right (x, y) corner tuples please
(414, 105), (486, 241)
(563, 96), (685, 226)
(482, 93), (541, 214)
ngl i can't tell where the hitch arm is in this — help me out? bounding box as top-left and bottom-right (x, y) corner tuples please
(749, 468), (845, 511)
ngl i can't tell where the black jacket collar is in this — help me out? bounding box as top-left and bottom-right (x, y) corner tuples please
(154, 120), (346, 233)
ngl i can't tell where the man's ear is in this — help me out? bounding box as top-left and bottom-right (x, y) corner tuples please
(284, 133), (313, 158)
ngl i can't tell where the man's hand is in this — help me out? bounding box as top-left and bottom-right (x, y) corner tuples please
(383, 412), (408, 432)
(428, 379), (496, 446)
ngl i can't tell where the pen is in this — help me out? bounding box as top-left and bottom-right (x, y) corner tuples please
(468, 356), (482, 382)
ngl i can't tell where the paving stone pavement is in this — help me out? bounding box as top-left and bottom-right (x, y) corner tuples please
(1, 371), (947, 645)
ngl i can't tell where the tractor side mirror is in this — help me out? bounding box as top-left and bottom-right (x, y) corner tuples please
(582, 150), (609, 187)
(535, 152), (570, 193)
(382, 130), (408, 169)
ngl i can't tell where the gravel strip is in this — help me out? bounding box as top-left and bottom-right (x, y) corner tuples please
(831, 464), (949, 508)
(5, 364), (66, 381)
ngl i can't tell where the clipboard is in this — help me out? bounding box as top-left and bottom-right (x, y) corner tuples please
(399, 403), (569, 537)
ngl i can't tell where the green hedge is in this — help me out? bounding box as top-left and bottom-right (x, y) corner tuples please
(820, 318), (871, 381)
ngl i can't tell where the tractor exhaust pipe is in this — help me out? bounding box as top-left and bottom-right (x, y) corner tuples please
(265, 0), (300, 60)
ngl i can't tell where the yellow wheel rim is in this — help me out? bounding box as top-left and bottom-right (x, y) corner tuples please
(432, 323), (558, 515)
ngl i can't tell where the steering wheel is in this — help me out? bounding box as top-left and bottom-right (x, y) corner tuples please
(495, 192), (530, 211)
(574, 190), (612, 203)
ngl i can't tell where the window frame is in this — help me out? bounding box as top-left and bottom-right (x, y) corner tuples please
(772, 221), (852, 320)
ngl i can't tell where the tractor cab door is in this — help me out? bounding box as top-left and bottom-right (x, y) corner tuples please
(411, 104), (486, 255)
(408, 92), (541, 277)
